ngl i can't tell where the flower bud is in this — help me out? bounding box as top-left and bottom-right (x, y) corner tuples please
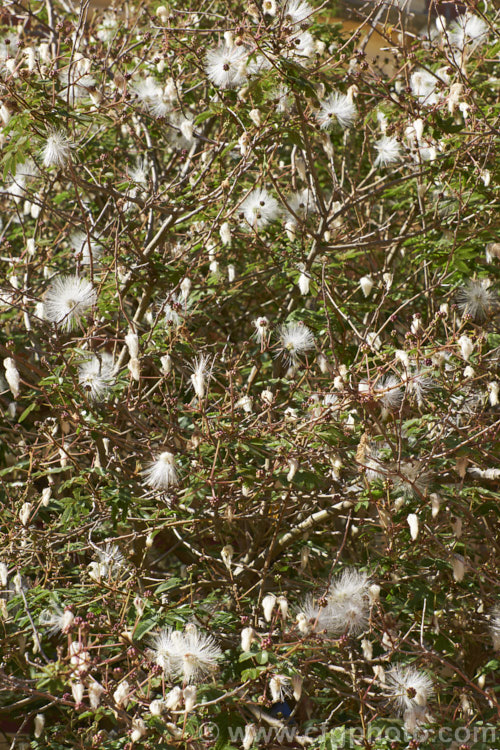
(262, 593), (276, 622)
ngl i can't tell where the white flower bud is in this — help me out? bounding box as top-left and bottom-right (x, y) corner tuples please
(133, 596), (145, 616)
(113, 680), (130, 708)
(26, 238), (36, 256)
(249, 108), (261, 127)
(478, 674), (486, 689)
(430, 493), (441, 518)
(407, 513), (419, 541)
(183, 685), (197, 712)
(360, 276), (374, 298)
(19, 502), (32, 527)
(165, 685), (182, 710)
(228, 264), (236, 283)
(451, 516), (462, 538)
(243, 724), (257, 750)
(41, 487), (52, 506)
(241, 626), (256, 652)
(71, 681), (84, 706)
(261, 389), (274, 405)
(220, 222), (232, 246)
(0, 562), (8, 587)
(88, 680), (104, 709)
(150, 699), (165, 716)
(373, 665), (386, 683)
(160, 354), (172, 375)
(459, 335), (474, 361)
(277, 596), (288, 620)
(34, 714), (45, 738)
(463, 365), (475, 378)
(262, 593), (276, 622)
(361, 639), (373, 660)
(291, 674), (303, 700)
(487, 382), (499, 407)
(125, 331), (139, 359)
(128, 357), (141, 381)
(298, 271), (310, 296)
(300, 546), (309, 571)
(285, 220), (296, 242)
(180, 277), (191, 300)
(452, 555), (466, 582)
(221, 544), (234, 569)
(287, 459), (299, 482)
(4, 358), (20, 399)
(368, 584), (380, 604)
(410, 315), (422, 334)
(131, 718), (146, 742)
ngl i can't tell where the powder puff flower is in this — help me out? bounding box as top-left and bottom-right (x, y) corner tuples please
(132, 76), (171, 118)
(78, 353), (114, 401)
(405, 368), (434, 406)
(287, 31), (315, 60)
(44, 275), (97, 331)
(253, 316), (270, 343)
(161, 292), (191, 330)
(456, 279), (496, 323)
(39, 604), (74, 636)
(322, 569), (371, 635)
(446, 12), (488, 52)
(150, 626), (222, 683)
(283, 0), (314, 28)
(393, 460), (430, 498)
(277, 322), (315, 366)
(316, 92), (357, 130)
(490, 605), (500, 651)
(410, 70), (447, 107)
(386, 666), (434, 715)
(285, 187), (318, 223)
(374, 376), (403, 410)
(205, 43), (248, 89)
(189, 354), (213, 399)
(142, 451), (179, 491)
(270, 675), (291, 702)
(374, 136), (402, 167)
(42, 131), (73, 169)
(239, 188), (280, 231)
(70, 231), (103, 266)
(88, 543), (126, 582)
(297, 594), (337, 635)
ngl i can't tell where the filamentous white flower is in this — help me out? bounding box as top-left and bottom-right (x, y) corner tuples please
(78, 353), (114, 400)
(132, 76), (171, 118)
(240, 188), (280, 230)
(374, 375), (403, 411)
(113, 680), (130, 708)
(446, 12), (488, 52)
(88, 543), (126, 582)
(142, 451), (179, 491)
(270, 674), (291, 702)
(490, 605), (500, 651)
(410, 70), (444, 107)
(44, 275), (97, 331)
(278, 322), (315, 366)
(297, 594), (336, 635)
(190, 354), (212, 399)
(327, 568), (371, 635)
(70, 231), (103, 265)
(283, 0), (313, 27)
(42, 131), (72, 169)
(150, 626), (222, 683)
(285, 187), (318, 224)
(386, 666), (433, 715)
(39, 605), (74, 636)
(457, 279), (496, 322)
(205, 43), (248, 88)
(253, 316), (270, 343)
(316, 92), (357, 130)
(374, 136), (402, 167)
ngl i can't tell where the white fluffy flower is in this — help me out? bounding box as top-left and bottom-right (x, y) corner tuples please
(447, 12), (488, 51)
(88, 543), (126, 582)
(240, 188), (280, 230)
(277, 322), (315, 366)
(42, 131), (72, 169)
(410, 69), (447, 107)
(142, 451), (179, 491)
(374, 136), (402, 167)
(374, 375), (403, 410)
(457, 279), (496, 322)
(205, 43), (248, 88)
(190, 354), (212, 399)
(283, 0), (313, 27)
(387, 666), (433, 715)
(132, 76), (171, 118)
(44, 275), (97, 331)
(325, 568), (371, 635)
(78, 353), (114, 400)
(39, 605), (74, 636)
(285, 187), (318, 223)
(70, 231), (103, 265)
(150, 626), (222, 683)
(316, 92), (357, 130)
(168, 111), (196, 150)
